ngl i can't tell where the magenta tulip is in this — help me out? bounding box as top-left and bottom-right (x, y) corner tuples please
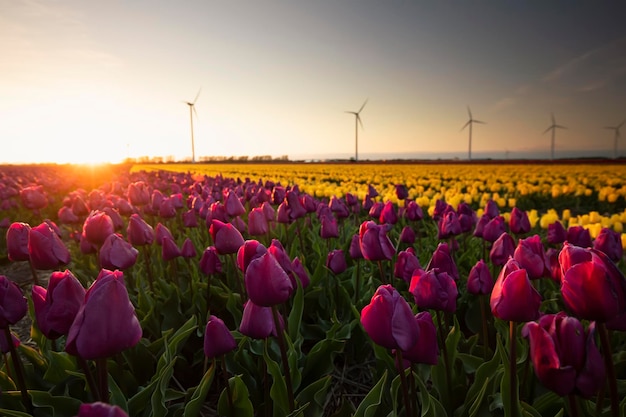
(490, 258), (541, 322)
(566, 225), (592, 248)
(28, 222), (71, 270)
(513, 235), (550, 279)
(593, 227), (623, 263)
(126, 214), (154, 246)
(482, 216), (506, 243)
(127, 181), (150, 206)
(76, 402), (129, 417)
(559, 242), (626, 322)
(394, 247), (422, 283)
(438, 210), (462, 239)
(100, 234), (139, 270)
(509, 207), (531, 235)
(399, 226), (416, 245)
(399, 311), (439, 365)
(204, 315), (237, 359)
(225, 190), (246, 218)
(180, 238), (197, 259)
(66, 269), (142, 360)
(359, 221), (395, 262)
(20, 185), (48, 210)
(467, 259), (494, 295)
(409, 268), (458, 313)
(199, 246), (223, 275)
(490, 232), (516, 266)
(244, 244), (293, 306)
(361, 284), (419, 351)
(0, 275), (28, 328)
(547, 220), (567, 245)
(320, 214), (339, 239)
(82, 211), (115, 247)
(31, 269), (85, 339)
(404, 201), (423, 221)
(522, 313), (604, 398)
(210, 219), (245, 255)
(239, 300), (279, 339)
(161, 237), (182, 261)
(326, 249), (347, 274)
(6, 222), (31, 262)
(291, 257), (310, 288)
(426, 242), (459, 281)
(248, 207), (269, 236)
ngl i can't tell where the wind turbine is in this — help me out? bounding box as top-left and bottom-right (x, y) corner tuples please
(183, 88), (201, 163)
(543, 113), (567, 161)
(345, 99), (368, 162)
(461, 106), (486, 161)
(604, 119), (625, 159)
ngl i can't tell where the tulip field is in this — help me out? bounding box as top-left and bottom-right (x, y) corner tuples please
(0, 161), (625, 417)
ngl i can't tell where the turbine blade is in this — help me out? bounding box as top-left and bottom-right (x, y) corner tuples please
(357, 114), (364, 129)
(193, 105), (198, 118)
(543, 126), (552, 134)
(551, 113), (556, 124)
(461, 121), (471, 131)
(555, 124), (567, 129)
(193, 88), (202, 104)
(474, 120), (486, 124)
(467, 106), (472, 119)
(358, 98), (368, 113)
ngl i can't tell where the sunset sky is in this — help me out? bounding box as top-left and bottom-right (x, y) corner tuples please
(1, 1), (625, 164)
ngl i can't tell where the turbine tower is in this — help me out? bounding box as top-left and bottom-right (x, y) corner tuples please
(461, 106), (486, 161)
(604, 119), (624, 159)
(345, 99), (368, 162)
(183, 88), (201, 163)
(543, 113), (567, 161)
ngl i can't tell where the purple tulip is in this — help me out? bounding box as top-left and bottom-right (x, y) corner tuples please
(489, 232), (516, 266)
(320, 214), (339, 239)
(379, 201), (398, 225)
(199, 246), (222, 275)
(210, 219), (245, 255)
(566, 226), (592, 248)
(82, 211), (115, 247)
(204, 315), (237, 359)
(395, 184), (409, 200)
(244, 244), (293, 306)
(58, 206), (80, 224)
(28, 222), (71, 270)
(482, 216), (506, 243)
(509, 207), (531, 235)
(438, 210), (462, 239)
(326, 249), (347, 274)
(522, 313), (604, 398)
(127, 181), (150, 206)
(409, 268), (458, 313)
(484, 200), (500, 219)
(32, 269), (85, 339)
(426, 242), (459, 281)
(399, 226), (416, 245)
(394, 247), (422, 283)
(225, 190), (246, 218)
(404, 201), (423, 222)
(361, 284), (419, 351)
(127, 214), (154, 246)
(66, 269), (142, 360)
(593, 227), (623, 263)
(239, 300), (279, 339)
(467, 259), (494, 295)
(182, 209), (198, 228)
(6, 222), (31, 262)
(399, 311), (439, 365)
(180, 238), (197, 259)
(547, 220), (567, 245)
(513, 235), (550, 279)
(20, 185), (48, 210)
(329, 196), (350, 218)
(359, 221), (395, 262)
(161, 237), (182, 261)
(248, 207), (269, 236)
(0, 275), (28, 328)
(76, 402), (129, 417)
(286, 190), (307, 220)
(99, 234), (139, 270)
(559, 243), (626, 322)
(490, 258), (541, 322)
(291, 257), (310, 288)
(349, 234), (363, 259)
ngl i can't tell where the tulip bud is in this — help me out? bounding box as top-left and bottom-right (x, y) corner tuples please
(127, 214), (154, 246)
(182, 209), (198, 228)
(100, 234), (139, 270)
(248, 207), (269, 236)
(509, 207), (531, 235)
(329, 196), (350, 218)
(204, 315), (237, 359)
(244, 249), (293, 307)
(361, 284), (419, 351)
(359, 221), (395, 262)
(379, 201), (398, 225)
(410, 268), (458, 313)
(127, 181), (150, 206)
(404, 200), (423, 222)
(326, 249), (347, 274)
(76, 402), (129, 417)
(6, 222), (31, 262)
(20, 185), (48, 210)
(394, 248), (422, 283)
(28, 222), (71, 270)
(66, 269), (142, 360)
(225, 190), (246, 218)
(566, 225), (592, 248)
(513, 235), (550, 279)
(484, 200), (500, 219)
(490, 232), (516, 266)
(210, 219), (245, 255)
(547, 220), (567, 245)
(467, 259), (494, 295)
(286, 190), (307, 220)
(426, 242), (459, 281)
(180, 238), (197, 259)
(320, 214), (339, 239)
(291, 257), (310, 288)
(399, 311), (439, 365)
(490, 258), (541, 322)
(482, 216), (506, 243)
(349, 234), (363, 259)
(395, 184), (409, 201)
(82, 211), (115, 247)
(199, 246), (222, 275)
(239, 300), (280, 339)
(0, 275), (28, 328)
(399, 226), (416, 245)
(161, 237), (182, 261)
(593, 227), (623, 263)
(32, 269), (85, 339)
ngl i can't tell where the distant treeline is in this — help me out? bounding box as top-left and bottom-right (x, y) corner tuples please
(124, 154), (290, 164)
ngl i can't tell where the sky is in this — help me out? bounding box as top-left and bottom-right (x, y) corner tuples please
(1, 1), (626, 164)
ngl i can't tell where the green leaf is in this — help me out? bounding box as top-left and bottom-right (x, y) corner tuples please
(460, 343), (502, 417)
(43, 351), (77, 384)
(301, 338), (344, 386)
(0, 410), (32, 417)
(288, 278), (304, 342)
(29, 390), (82, 417)
(497, 334), (522, 417)
(295, 375), (332, 417)
(108, 373), (129, 413)
(414, 372), (448, 417)
(263, 341), (291, 417)
(354, 370), (387, 417)
(183, 361), (216, 417)
(217, 375), (254, 417)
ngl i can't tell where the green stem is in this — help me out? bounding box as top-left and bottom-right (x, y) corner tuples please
(4, 327), (32, 412)
(28, 259), (40, 286)
(354, 259), (361, 304)
(509, 321), (519, 417)
(597, 322), (619, 417)
(220, 357), (234, 417)
(436, 311), (452, 410)
(395, 350), (413, 417)
(78, 356), (100, 402)
(142, 246), (154, 292)
(96, 357), (109, 403)
(567, 394), (580, 417)
(479, 294), (490, 360)
(377, 260), (386, 284)
(230, 253), (246, 302)
(271, 305), (295, 412)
